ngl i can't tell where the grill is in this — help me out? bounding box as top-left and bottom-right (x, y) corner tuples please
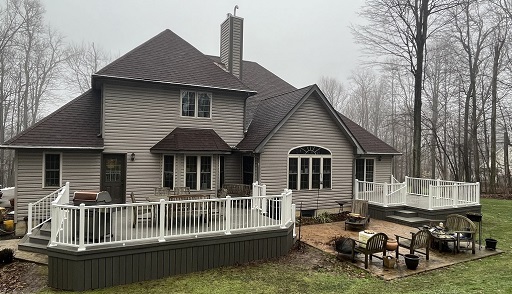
(72, 191), (112, 240)
(73, 191), (112, 205)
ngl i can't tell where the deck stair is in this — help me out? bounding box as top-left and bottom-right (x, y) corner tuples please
(18, 222), (50, 255)
(386, 210), (432, 227)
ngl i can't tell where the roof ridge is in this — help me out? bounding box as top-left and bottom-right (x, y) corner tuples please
(4, 89), (95, 144)
(258, 85), (313, 102)
(97, 30), (171, 74)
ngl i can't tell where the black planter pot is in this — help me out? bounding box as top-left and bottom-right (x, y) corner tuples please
(485, 238), (498, 250)
(404, 254), (420, 270)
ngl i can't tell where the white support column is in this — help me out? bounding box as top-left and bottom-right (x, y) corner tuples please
(158, 199), (165, 242)
(78, 203), (86, 251)
(63, 182), (70, 203)
(225, 196), (231, 235)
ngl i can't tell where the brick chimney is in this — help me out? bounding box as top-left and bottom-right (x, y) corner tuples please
(220, 12), (243, 80)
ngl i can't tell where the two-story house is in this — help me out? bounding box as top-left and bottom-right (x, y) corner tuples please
(1, 14), (399, 222)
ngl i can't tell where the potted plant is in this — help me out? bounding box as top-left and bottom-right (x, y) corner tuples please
(485, 238), (498, 250)
(404, 254), (420, 270)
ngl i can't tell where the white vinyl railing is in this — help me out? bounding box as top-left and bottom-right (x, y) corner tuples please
(355, 176), (480, 210)
(27, 182), (70, 235)
(49, 189), (294, 251)
(354, 180), (405, 206)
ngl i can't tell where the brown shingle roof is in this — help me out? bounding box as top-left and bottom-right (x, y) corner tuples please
(95, 30), (254, 93)
(236, 86), (314, 151)
(338, 113), (400, 154)
(2, 90), (103, 149)
(150, 128), (231, 153)
(208, 56), (296, 129)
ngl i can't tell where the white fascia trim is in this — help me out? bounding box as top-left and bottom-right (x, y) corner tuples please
(93, 74), (257, 94)
(0, 145), (104, 150)
(363, 152), (402, 155)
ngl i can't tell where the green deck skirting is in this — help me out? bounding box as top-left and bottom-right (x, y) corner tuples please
(47, 226), (295, 291)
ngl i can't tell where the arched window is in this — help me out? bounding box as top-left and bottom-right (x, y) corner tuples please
(288, 146), (331, 190)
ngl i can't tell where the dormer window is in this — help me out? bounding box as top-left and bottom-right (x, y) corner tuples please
(181, 90), (212, 118)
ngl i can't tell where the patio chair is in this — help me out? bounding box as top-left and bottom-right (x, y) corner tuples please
(445, 214), (477, 254)
(130, 192), (155, 228)
(395, 229), (431, 260)
(344, 200), (370, 230)
(174, 186), (191, 195)
(351, 232), (388, 269)
(154, 187), (171, 199)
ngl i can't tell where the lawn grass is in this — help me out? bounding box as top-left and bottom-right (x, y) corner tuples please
(40, 198), (511, 294)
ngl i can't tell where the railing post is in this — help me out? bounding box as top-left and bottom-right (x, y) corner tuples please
(476, 182), (480, 204)
(452, 184), (458, 207)
(27, 203), (33, 235)
(225, 196), (231, 235)
(252, 182), (258, 209)
(63, 182), (70, 203)
(159, 199), (165, 242)
(49, 204), (57, 246)
(428, 185), (433, 210)
(261, 184), (267, 215)
(291, 203), (296, 238)
(354, 179), (359, 200)
(78, 203), (86, 251)
(281, 192), (287, 228)
(383, 182), (388, 207)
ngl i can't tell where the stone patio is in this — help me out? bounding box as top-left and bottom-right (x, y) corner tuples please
(299, 219), (502, 280)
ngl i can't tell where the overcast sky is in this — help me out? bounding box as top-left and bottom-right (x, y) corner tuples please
(42, 0), (364, 90)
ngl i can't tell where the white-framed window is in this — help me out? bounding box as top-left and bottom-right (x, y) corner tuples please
(163, 155), (175, 189)
(355, 158), (374, 182)
(181, 90), (212, 118)
(185, 155), (212, 190)
(43, 152), (62, 188)
(288, 146), (331, 190)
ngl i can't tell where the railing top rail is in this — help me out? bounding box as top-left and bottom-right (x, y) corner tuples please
(33, 185), (64, 205)
(53, 194), (288, 210)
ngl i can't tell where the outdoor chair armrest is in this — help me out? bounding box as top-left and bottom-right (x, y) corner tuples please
(351, 238), (366, 247)
(395, 234), (412, 241)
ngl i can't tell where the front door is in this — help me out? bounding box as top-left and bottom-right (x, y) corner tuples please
(101, 154), (126, 204)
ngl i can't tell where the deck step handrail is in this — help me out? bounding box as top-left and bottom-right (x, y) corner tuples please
(49, 188), (293, 251)
(27, 182), (70, 235)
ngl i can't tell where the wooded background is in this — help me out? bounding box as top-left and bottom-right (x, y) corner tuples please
(321, 0), (512, 193)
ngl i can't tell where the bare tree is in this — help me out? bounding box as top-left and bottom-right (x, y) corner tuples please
(318, 76), (347, 111)
(352, 0), (458, 177)
(64, 42), (112, 96)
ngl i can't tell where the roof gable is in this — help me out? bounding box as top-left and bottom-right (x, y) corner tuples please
(95, 30), (254, 93)
(2, 90), (103, 149)
(237, 85), (363, 153)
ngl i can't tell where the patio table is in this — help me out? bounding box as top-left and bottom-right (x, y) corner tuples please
(430, 231), (458, 254)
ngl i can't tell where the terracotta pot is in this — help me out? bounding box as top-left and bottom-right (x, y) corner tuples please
(386, 239), (398, 251)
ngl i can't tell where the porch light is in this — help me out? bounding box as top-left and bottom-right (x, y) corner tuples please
(131, 153), (135, 161)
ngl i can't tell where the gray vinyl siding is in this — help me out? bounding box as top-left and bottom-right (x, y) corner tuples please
(223, 153), (241, 185)
(259, 94), (354, 211)
(103, 84), (244, 197)
(375, 156), (393, 183)
(15, 150), (101, 220)
(220, 16), (243, 79)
